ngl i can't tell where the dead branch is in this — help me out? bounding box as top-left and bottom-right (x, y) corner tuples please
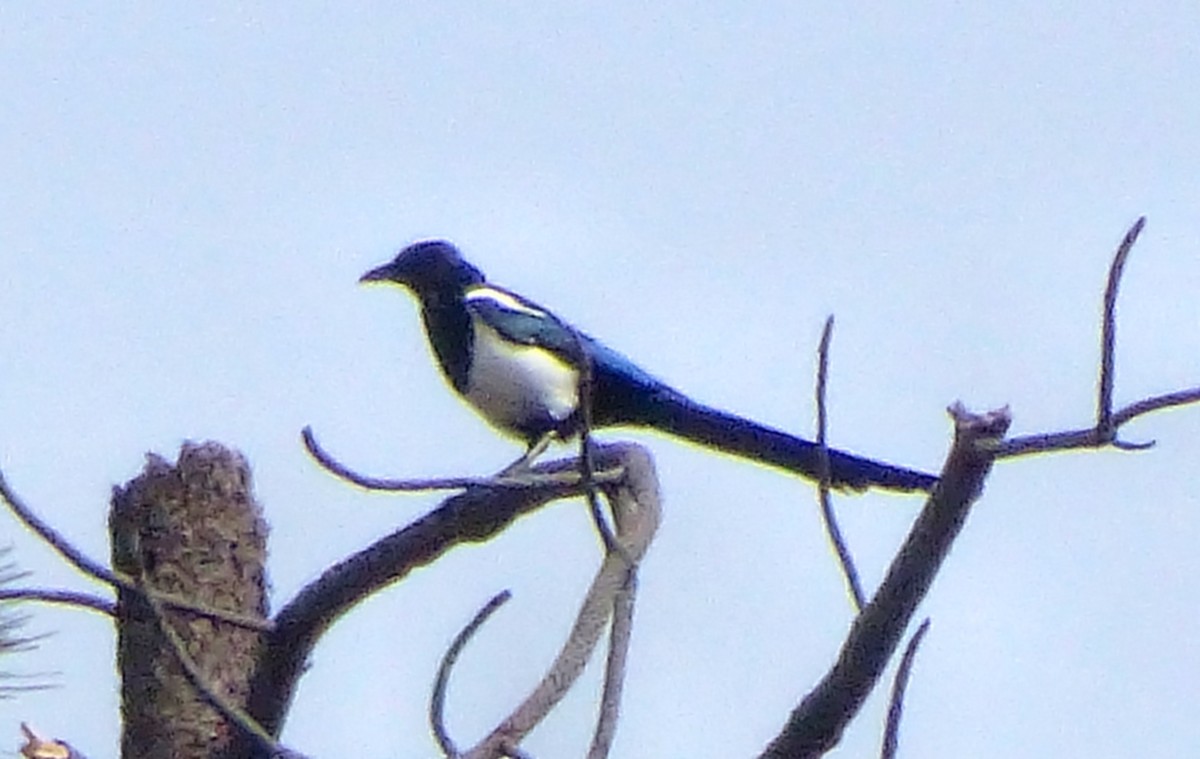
(881, 618), (931, 759)
(0, 471), (120, 587)
(431, 590), (513, 757)
(302, 425), (622, 492)
(0, 589), (116, 617)
(243, 439), (656, 747)
(587, 570), (638, 759)
(1097, 216), (1144, 434)
(0, 471), (271, 633)
(761, 404), (1010, 758)
(812, 314), (866, 612)
(460, 444), (660, 759)
(994, 218), (1200, 458)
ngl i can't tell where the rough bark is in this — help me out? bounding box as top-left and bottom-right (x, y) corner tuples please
(110, 442), (269, 759)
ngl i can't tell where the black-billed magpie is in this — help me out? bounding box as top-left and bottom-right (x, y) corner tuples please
(360, 240), (937, 493)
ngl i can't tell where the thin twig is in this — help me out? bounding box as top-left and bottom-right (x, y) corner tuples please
(577, 355), (617, 555)
(1098, 217), (1146, 434)
(988, 219), (1200, 460)
(1, 471), (272, 632)
(0, 610), (49, 655)
(1113, 387), (1200, 427)
(431, 590), (513, 758)
(302, 426), (622, 492)
(992, 391), (1200, 460)
(466, 543), (629, 757)
(563, 324), (628, 563)
(0, 588), (116, 617)
(813, 315), (865, 612)
(0, 471), (120, 586)
(144, 593), (298, 759)
(0, 552), (29, 585)
(249, 444), (639, 739)
(881, 618), (932, 759)
(135, 584), (273, 631)
(3, 680), (55, 696)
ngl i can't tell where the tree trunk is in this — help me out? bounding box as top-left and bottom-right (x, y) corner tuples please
(110, 443), (269, 759)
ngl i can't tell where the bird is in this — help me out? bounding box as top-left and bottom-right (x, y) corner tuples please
(360, 240), (937, 493)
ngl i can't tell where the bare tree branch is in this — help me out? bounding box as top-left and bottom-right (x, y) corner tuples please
(587, 570), (638, 759)
(1097, 217), (1145, 434)
(995, 387), (1200, 457)
(246, 442), (654, 743)
(567, 324), (628, 564)
(0, 472), (120, 587)
(1113, 388), (1200, 426)
(461, 445), (660, 759)
(812, 315), (866, 612)
(567, 321), (638, 759)
(761, 404), (1010, 758)
(1, 550), (52, 706)
(431, 590), (514, 758)
(881, 618), (932, 759)
(990, 219), (1200, 459)
(0, 588), (116, 617)
(1, 471), (271, 633)
(302, 426), (622, 492)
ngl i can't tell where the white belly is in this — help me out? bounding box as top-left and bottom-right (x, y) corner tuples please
(464, 319), (580, 435)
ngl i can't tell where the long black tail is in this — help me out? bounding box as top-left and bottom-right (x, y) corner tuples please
(604, 384), (938, 493)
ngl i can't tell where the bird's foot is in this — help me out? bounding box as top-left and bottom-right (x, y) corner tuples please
(495, 455), (534, 478)
(495, 431), (556, 478)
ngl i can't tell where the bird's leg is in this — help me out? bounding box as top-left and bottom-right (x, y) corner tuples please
(496, 431), (556, 477)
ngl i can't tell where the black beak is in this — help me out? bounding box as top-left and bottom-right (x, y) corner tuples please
(359, 262), (398, 284)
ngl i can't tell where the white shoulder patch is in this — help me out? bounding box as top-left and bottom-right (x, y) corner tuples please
(464, 286), (549, 318)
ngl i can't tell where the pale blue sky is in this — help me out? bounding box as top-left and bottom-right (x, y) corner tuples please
(3, 4), (1199, 757)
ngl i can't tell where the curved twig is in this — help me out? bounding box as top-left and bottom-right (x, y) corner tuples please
(0, 472), (119, 586)
(461, 446), (661, 759)
(247, 444), (643, 739)
(1113, 387), (1200, 427)
(990, 219), (1200, 459)
(0, 472), (272, 632)
(431, 590), (513, 757)
(302, 426), (622, 492)
(993, 396), (1200, 461)
(1097, 217), (1145, 433)
(881, 618), (932, 759)
(813, 315), (865, 612)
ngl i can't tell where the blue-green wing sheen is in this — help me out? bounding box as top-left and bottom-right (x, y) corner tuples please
(463, 286), (582, 362)
(463, 285), (669, 390)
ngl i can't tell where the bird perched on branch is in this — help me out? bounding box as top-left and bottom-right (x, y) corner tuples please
(360, 240), (937, 493)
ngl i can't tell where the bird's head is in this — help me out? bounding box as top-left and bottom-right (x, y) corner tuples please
(360, 240), (485, 296)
